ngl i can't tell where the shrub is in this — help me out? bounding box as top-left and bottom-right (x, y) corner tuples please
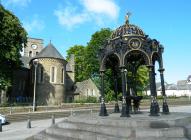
(74, 96), (98, 103)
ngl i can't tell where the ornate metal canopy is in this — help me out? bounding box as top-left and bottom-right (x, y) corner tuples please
(99, 13), (169, 117)
(100, 14), (164, 71)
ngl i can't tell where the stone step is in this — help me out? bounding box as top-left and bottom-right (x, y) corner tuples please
(30, 112), (191, 140)
(67, 112), (191, 129)
(57, 121), (133, 138)
(57, 120), (185, 138)
(33, 131), (78, 140)
(135, 127), (185, 138)
(6, 112), (70, 122)
(134, 137), (189, 140)
(67, 116), (174, 129)
(45, 126), (127, 140)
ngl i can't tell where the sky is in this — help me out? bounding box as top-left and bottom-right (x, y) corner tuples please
(1, 0), (191, 84)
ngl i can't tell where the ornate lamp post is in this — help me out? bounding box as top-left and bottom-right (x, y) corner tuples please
(33, 59), (38, 112)
(120, 67), (130, 117)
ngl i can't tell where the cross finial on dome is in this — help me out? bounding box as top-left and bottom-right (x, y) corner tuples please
(125, 12), (131, 24)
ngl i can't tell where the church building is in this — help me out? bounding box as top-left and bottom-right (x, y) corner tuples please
(10, 38), (76, 105)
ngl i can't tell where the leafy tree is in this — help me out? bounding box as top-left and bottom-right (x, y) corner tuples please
(66, 28), (112, 82)
(66, 45), (86, 82)
(127, 65), (149, 96)
(84, 28), (113, 96)
(84, 28), (112, 78)
(0, 4), (27, 90)
(136, 65), (149, 92)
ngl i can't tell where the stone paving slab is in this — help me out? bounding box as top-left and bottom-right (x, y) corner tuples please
(0, 118), (65, 140)
(1, 105), (191, 140)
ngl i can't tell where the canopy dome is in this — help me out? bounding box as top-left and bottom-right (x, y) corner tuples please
(111, 14), (145, 40)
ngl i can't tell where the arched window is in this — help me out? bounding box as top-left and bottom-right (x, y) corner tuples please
(50, 66), (56, 83)
(92, 89), (95, 96)
(29, 51), (32, 57)
(86, 89), (88, 97)
(61, 68), (64, 84)
(40, 67), (44, 83)
(38, 66), (44, 83)
(36, 52), (39, 55)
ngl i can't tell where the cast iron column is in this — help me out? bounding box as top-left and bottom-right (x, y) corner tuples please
(120, 67), (130, 117)
(159, 68), (169, 114)
(113, 75), (120, 113)
(148, 65), (159, 116)
(126, 79), (132, 113)
(99, 71), (108, 116)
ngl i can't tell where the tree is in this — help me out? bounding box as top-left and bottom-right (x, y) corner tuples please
(136, 66), (149, 92)
(84, 28), (113, 95)
(128, 65), (149, 95)
(84, 28), (112, 78)
(0, 4), (27, 90)
(66, 45), (86, 82)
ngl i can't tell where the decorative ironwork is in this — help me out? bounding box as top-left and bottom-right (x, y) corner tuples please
(99, 13), (169, 117)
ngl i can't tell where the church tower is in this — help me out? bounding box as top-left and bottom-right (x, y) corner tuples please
(24, 38), (44, 57)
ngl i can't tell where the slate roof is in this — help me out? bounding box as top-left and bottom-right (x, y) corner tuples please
(147, 80), (191, 91)
(177, 80), (187, 85)
(156, 83), (191, 90)
(32, 43), (65, 60)
(66, 64), (72, 72)
(165, 84), (177, 90)
(66, 54), (75, 72)
(74, 79), (99, 94)
(176, 84), (191, 90)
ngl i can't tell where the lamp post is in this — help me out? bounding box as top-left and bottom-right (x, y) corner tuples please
(33, 59), (38, 112)
(120, 67), (130, 117)
(187, 75), (191, 101)
(124, 69), (127, 92)
(187, 82), (191, 101)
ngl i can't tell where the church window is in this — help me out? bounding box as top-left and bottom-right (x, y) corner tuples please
(86, 89), (88, 97)
(92, 89), (95, 96)
(61, 68), (64, 84)
(29, 51), (32, 57)
(50, 66), (56, 83)
(38, 66), (44, 83)
(40, 67), (44, 83)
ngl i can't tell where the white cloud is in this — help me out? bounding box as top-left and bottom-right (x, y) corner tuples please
(81, 0), (119, 20)
(23, 17), (45, 33)
(5, 0), (31, 7)
(54, 0), (119, 29)
(54, 6), (89, 29)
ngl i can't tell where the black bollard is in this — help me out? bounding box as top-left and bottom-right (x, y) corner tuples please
(51, 114), (55, 125)
(27, 117), (31, 128)
(0, 120), (2, 132)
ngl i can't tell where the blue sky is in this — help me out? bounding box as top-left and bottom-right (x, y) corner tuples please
(1, 0), (191, 84)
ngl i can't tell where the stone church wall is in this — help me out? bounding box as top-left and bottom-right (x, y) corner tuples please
(34, 58), (66, 105)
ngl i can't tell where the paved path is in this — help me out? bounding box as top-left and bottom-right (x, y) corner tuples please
(1, 105), (191, 140)
(0, 118), (65, 140)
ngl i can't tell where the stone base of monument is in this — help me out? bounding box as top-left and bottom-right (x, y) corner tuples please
(32, 112), (191, 140)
